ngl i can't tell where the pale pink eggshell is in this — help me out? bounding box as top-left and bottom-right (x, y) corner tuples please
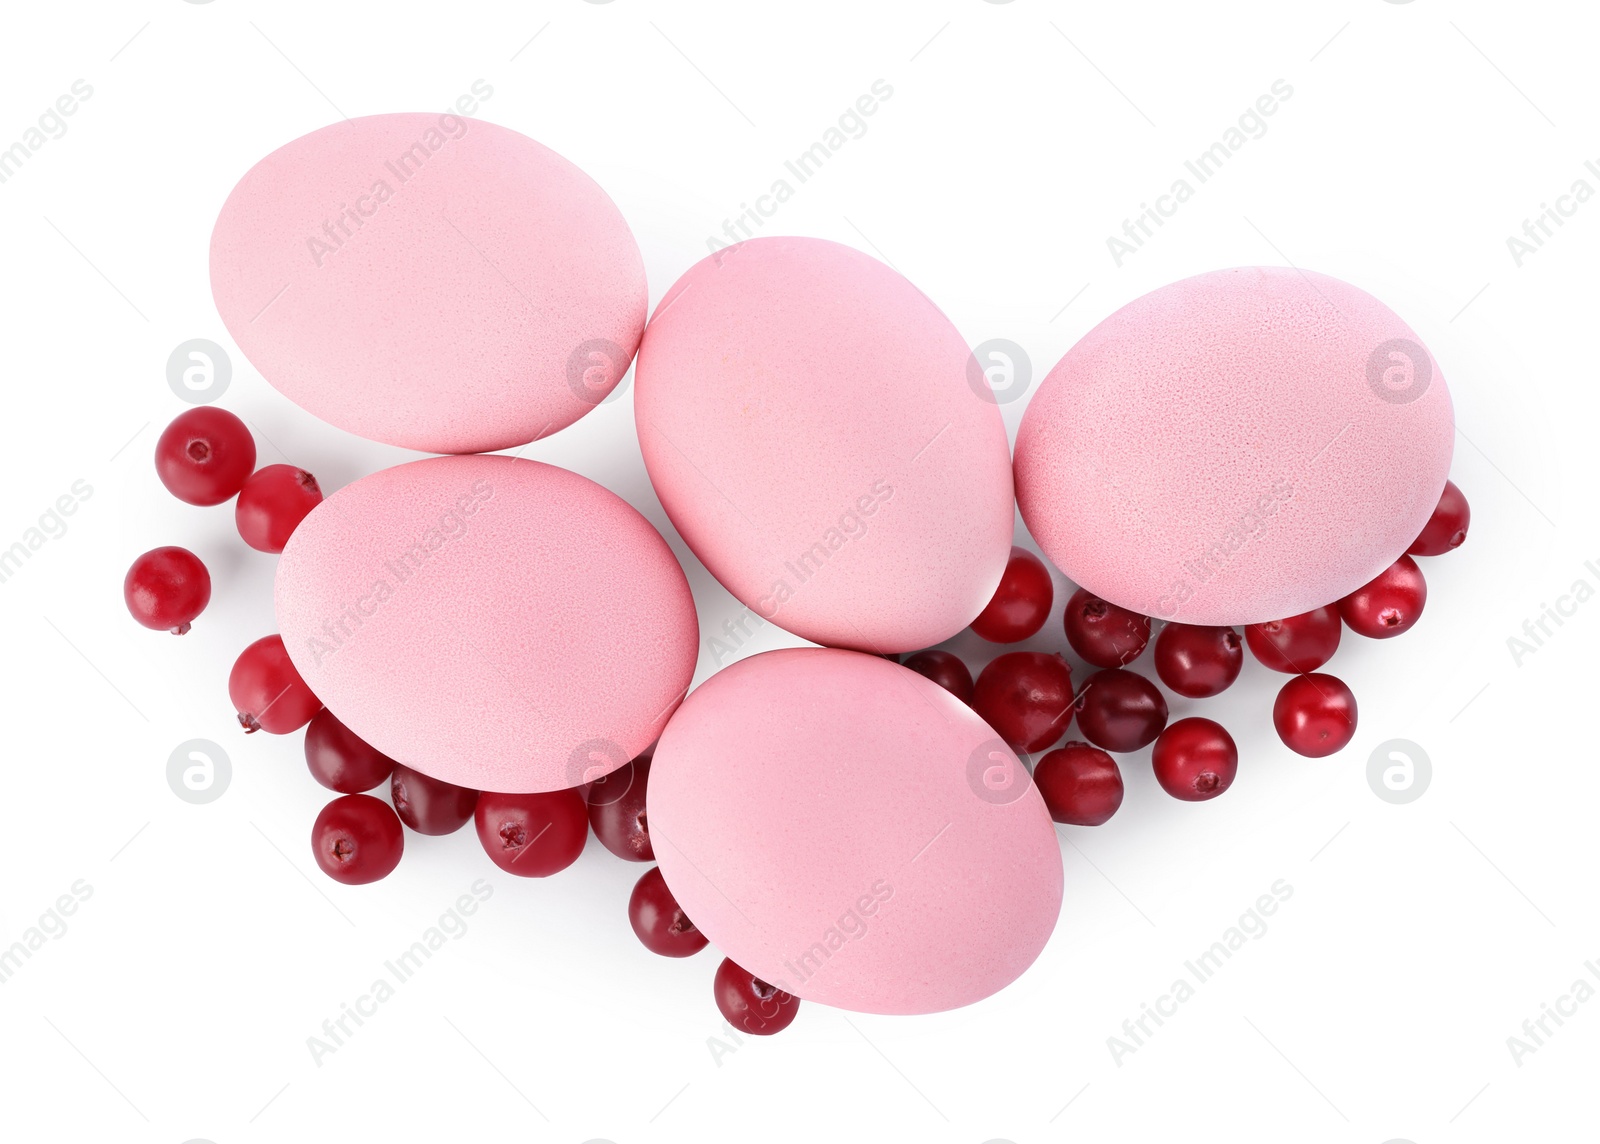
(274, 455), (696, 793)
(1014, 266), (1454, 624)
(648, 648), (1063, 1015)
(211, 113), (646, 454)
(635, 237), (1013, 654)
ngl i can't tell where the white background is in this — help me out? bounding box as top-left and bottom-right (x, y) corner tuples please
(0, 1), (1593, 1141)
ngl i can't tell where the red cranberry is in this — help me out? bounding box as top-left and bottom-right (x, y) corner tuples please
(1273, 673), (1358, 758)
(311, 794), (404, 884)
(1063, 588), (1150, 668)
(1339, 556), (1427, 639)
(154, 407), (256, 506)
(1033, 742), (1123, 825)
(123, 546), (210, 634)
(1408, 479), (1470, 556)
(229, 634), (321, 734)
(1151, 718), (1238, 801)
(587, 757), (653, 861)
(971, 652), (1074, 754)
(970, 546), (1054, 643)
(474, 789), (587, 877)
(1153, 623), (1242, 697)
(629, 866), (709, 957)
(901, 649), (975, 704)
(236, 465), (322, 554)
(713, 957), (799, 1035)
(1074, 668), (1167, 753)
(304, 709), (395, 793)
(391, 764), (478, 835)
(1245, 606), (1342, 673)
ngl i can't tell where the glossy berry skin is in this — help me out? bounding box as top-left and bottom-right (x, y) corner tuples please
(474, 789), (587, 877)
(629, 866), (709, 957)
(1245, 606), (1342, 674)
(1074, 669), (1168, 753)
(970, 547), (1054, 643)
(391, 764), (478, 835)
(1033, 742), (1123, 826)
(1339, 555), (1427, 639)
(235, 465), (322, 554)
(1409, 480), (1470, 556)
(230, 634), (321, 734)
(154, 407), (256, 506)
(1153, 623), (1242, 698)
(123, 546), (210, 634)
(1063, 588), (1151, 668)
(311, 794), (404, 885)
(901, 649), (975, 705)
(1152, 718), (1238, 801)
(971, 652), (1074, 754)
(1273, 674), (1358, 758)
(587, 757), (653, 861)
(713, 958), (799, 1036)
(303, 708), (395, 793)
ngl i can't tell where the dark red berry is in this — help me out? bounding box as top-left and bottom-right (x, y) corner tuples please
(1273, 674), (1358, 758)
(236, 465), (322, 554)
(629, 866), (709, 957)
(303, 709), (394, 792)
(1245, 606), (1342, 674)
(1033, 742), (1123, 825)
(1408, 479), (1470, 556)
(474, 789), (587, 877)
(970, 546), (1054, 643)
(1152, 718), (1238, 801)
(391, 764), (478, 835)
(1074, 668), (1168, 753)
(154, 407), (256, 506)
(1063, 588), (1150, 668)
(311, 794), (404, 884)
(230, 634), (321, 734)
(587, 757), (653, 861)
(1153, 623), (1242, 698)
(901, 649), (975, 704)
(713, 957), (798, 1035)
(971, 651), (1074, 754)
(1339, 556), (1426, 639)
(123, 546), (210, 634)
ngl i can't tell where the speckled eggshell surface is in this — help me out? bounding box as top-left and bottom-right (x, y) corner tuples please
(1014, 266), (1454, 625)
(648, 648), (1063, 1015)
(211, 113), (647, 454)
(634, 237), (1013, 654)
(274, 455), (696, 793)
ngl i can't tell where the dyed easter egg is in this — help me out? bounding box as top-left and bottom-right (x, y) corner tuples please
(634, 237), (1012, 654)
(648, 648), (1063, 1015)
(274, 455), (696, 793)
(211, 113), (646, 454)
(1014, 267), (1454, 624)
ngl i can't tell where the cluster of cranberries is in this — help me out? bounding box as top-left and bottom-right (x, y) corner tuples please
(898, 480), (1470, 825)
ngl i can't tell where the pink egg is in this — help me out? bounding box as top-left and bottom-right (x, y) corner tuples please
(274, 455), (696, 793)
(635, 237), (1013, 654)
(211, 113), (646, 454)
(1014, 267), (1454, 625)
(649, 648), (1063, 1015)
